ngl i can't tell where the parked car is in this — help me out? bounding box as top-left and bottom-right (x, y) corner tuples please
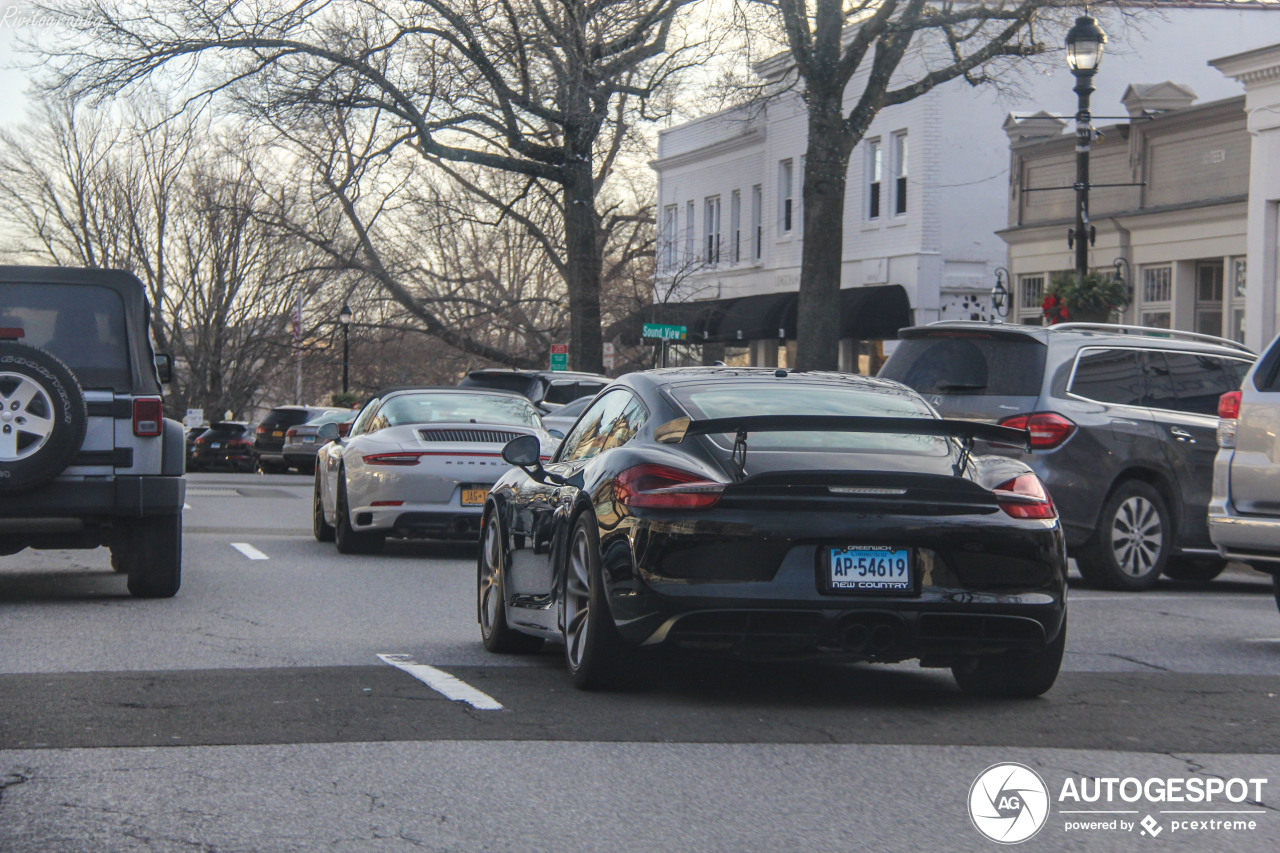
(314, 388), (557, 553)
(253, 405), (346, 473)
(480, 367), (1064, 697)
(185, 426), (209, 472)
(459, 369), (609, 412)
(1209, 331), (1280, 610)
(880, 321), (1255, 590)
(540, 395), (592, 437)
(0, 265), (185, 597)
(282, 410), (354, 475)
(189, 422), (255, 472)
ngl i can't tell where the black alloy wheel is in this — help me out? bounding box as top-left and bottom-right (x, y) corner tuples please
(951, 617), (1066, 699)
(0, 342), (88, 494)
(478, 511), (544, 654)
(1162, 556), (1228, 583)
(312, 469), (335, 543)
(125, 514), (182, 599)
(1076, 481), (1171, 591)
(334, 473), (385, 555)
(563, 514), (629, 689)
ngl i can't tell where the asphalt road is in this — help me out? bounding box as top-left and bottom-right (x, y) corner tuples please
(1, 472), (1278, 852)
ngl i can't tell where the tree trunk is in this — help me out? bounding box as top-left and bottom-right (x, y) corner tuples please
(563, 159), (604, 374)
(795, 108), (855, 372)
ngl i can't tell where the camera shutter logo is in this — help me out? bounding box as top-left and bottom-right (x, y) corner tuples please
(968, 762), (1050, 844)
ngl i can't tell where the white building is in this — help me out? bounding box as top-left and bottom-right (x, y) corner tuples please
(652, 4), (1280, 367)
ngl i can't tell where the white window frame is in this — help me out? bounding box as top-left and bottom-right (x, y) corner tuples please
(661, 204), (677, 271)
(867, 139), (883, 221)
(685, 200), (695, 264)
(730, 190), (741, 264)
(891, 131), (908, 216)
(704, 195), (721, 265)
(751, 184), (762, 259)
(779, 159), (794, 234)
(1140, 265), (1172, 329)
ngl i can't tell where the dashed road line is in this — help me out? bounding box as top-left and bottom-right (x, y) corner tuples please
(377, 653), (504, 710)
(230, 542), (269, 561)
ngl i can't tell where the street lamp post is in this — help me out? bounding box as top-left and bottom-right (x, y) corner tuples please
(338, 302), (352, 395)
(1065, 14), (1107, 281)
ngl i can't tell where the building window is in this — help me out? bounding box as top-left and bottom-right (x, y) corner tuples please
(661, 205), (677, 271)
(867, 139), (882, 220)
(730, 190), (741, 264)
(892, 132), (908, 216)
(1230, 258), (1247, 343)
(752, 185), (762, 259)
(779, 160), (793, 233)
(685, 200), (695, 263)
(1195, 261), (1224, 337)
(704, 196), (721, 265)
(1141, 265), (1172, 329)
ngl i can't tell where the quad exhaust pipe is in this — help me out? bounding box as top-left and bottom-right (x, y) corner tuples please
(840, 618), (900, 655)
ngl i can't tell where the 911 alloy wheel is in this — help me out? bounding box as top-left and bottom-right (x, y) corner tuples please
(478, 512), (543, 654)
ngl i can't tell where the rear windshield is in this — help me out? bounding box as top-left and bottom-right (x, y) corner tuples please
(880, 334), (1047, 397)
(670, 382), (947, 455)
(376, 392), (541, 428)
(261, 409), (316, 429)
(0, 283), (130, 389)
(459, 374), (540, 398)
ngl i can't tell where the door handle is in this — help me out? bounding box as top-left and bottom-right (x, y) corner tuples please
(1170, 427), (1196, 444)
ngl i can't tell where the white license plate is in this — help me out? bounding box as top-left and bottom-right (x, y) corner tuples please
(211, 442), (222, 449)
(828, 546), (912, 592)
(303, 435), (315, 444)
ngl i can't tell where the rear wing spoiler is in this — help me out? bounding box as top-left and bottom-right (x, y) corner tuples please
(654, 415), (1031, 453)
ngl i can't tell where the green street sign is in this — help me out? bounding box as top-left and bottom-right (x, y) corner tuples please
(643, 323), (687, 341)
(550, 343), (569, 371)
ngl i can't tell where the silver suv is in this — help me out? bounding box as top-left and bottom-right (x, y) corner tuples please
(1209, 331), (1280, 609)
(0, 267), (186, 597)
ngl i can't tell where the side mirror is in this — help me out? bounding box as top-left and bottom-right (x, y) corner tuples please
(154, 354), (174, 384)
(502, 434), (542, 467)
(317, 422), (340, 440)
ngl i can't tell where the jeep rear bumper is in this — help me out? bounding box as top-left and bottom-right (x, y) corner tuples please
(0, 476), (185, 522)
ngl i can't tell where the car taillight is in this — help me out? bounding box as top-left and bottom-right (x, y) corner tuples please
(132, 398), (162, 437)
(993, 474), (1057, 519)
(363, 452), (425, 465)
(1217, 390), (1242, 449)
(614, 464), (724, 510)
(997, 413), (1076, 450)
(194, 436), (206, 445)
(256, 425), (268, 434)
(285, 428), (298, 437)
(229, 438), (252, 447)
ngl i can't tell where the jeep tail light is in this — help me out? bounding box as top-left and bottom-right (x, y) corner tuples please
(993, 474), (1057, 519)
(614, 464), (724, 510)
(1217, 391), (1242, 449)
(997, 413), (1076, 450)
(133, 398), (162, 437)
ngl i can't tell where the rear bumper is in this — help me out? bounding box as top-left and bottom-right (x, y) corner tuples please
(1208, 504), (1280, 570)
(0, 476), (185, 522)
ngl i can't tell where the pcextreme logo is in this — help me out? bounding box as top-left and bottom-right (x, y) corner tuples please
(968, 763), (1051, 844)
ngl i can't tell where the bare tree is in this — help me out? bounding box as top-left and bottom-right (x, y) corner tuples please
(34, 0), (709, 373)
(747, 0), (1096, 370)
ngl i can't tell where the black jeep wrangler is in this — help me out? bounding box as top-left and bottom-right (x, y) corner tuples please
(0, 267), (186, 597)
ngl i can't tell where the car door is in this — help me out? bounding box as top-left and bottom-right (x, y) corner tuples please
(1144, 351), (1250, 544)
(506, 389), (631, 596)
(1230, 345), (1280, 515)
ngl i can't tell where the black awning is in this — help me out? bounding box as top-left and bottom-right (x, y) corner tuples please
(618, 284), (911, 345)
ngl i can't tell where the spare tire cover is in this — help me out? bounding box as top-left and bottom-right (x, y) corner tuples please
(0, 342), (88, 494)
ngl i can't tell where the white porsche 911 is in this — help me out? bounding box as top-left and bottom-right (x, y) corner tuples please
(313, 388), (559, 554)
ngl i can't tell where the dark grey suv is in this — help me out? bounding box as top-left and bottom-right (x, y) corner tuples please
(881, 321), (1255, 590)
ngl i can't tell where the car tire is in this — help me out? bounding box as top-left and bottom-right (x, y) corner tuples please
(125, 514), (182, 598)
(1075, 481), (1170, 591)
(0, 342), (88, 494)
(563, 514), (629, 689)
(1163, 556), (1227, 583)
(478, 511), (544, 654)
(952, 617), (1066, 699)
(334, 473), (385, 555)
(313, 470), (335, 543)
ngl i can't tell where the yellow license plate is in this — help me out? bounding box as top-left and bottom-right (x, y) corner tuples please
(272, 430), (284, 437)
(461, 488), (488, 506)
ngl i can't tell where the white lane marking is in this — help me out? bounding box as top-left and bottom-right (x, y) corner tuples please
(230, 542), (269, 561)
(377, 653), (503, 710)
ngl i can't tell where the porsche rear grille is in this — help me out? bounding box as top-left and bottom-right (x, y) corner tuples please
(418, 429), (522, 444)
